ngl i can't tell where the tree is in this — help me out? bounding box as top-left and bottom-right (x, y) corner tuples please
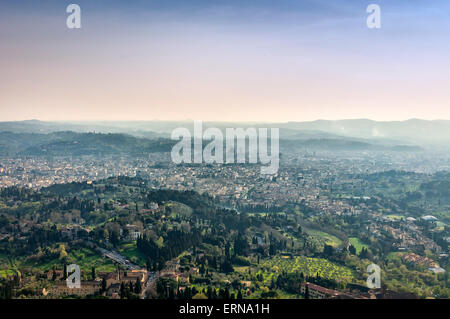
(207, 286), (213, 299)
(185, 286), (192, 299)
(59, 244), (68, 261)
(63, 263), (67, 280)
(234, 233), (250, 256)
(103, 228), (109, 241)
(52, 266), (57, 281)
(323, 244), (334, 257)
(135, 278), (142, 294)
(220, 259), (234, 274)
(129, 281), (134, 295)
(257, 273), (264, 282)
(120, 282), (125, 299)
(110, 229), (120, 246)
(91, 267), (96, 280)
(101, 277), (107, 293)
(359, 247), (369, 259)
(225, 242), (231, 260)
(219, 287), (230, 300)
(348, 244), (357, 255)
(304, 285), (310, 299)
(223, 287), (230, 299)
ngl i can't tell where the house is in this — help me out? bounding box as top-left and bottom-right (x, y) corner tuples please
(402, 253), (439, 268)
(61, 226), (78, 240)
(130, 229), (141, 241)
(47, 281), (101, 297)
(46, 270), (65, 280)
(254, 235), (264, 246)
(99, 269), (148, 297)
(102, 271), (121, 288)
(123, 269), (148, 284)
(106, 283), (121, 297)
(300, 282), (343, 299)
(160, 271), (188, 284)
(124, 224), (141, 241)
(422, 215), (438, 222)
(428, 267), (446, 274)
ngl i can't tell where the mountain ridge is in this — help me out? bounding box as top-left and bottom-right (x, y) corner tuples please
(0, 119), (449, 147)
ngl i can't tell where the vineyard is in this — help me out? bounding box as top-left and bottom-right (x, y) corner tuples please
(260, 256), (354, 283)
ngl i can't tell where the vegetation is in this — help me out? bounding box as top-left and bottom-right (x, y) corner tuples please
(0, 175), (448, 299)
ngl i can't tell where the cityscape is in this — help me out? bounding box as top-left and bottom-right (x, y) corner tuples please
(1, 0), (449, 311)
(0, 120), (449, 300)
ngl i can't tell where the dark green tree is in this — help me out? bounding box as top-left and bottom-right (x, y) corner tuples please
(135, 278), (142, 294)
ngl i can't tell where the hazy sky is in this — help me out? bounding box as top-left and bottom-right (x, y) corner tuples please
(1, 0), (450, 122)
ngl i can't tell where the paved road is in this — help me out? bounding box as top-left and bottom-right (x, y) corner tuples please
(89, 241), (182, 299)
(142, 271), (157, 299)
(143, 258), (180, 299)
(98, 247), (141, 270)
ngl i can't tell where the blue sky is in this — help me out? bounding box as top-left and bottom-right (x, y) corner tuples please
(1, 0), (450, 121)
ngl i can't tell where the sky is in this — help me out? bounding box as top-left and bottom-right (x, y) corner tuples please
(1, 0), (450, 122)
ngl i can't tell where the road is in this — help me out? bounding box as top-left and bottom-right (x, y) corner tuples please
(90, 241), (181, 299)
(143, 258), (180, 299)
(97, 247), (141, 271)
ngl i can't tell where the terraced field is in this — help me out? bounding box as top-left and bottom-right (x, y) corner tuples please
(305, 229), (343, 247)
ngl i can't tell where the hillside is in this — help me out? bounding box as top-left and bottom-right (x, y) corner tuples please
(0, 131), (174, 157)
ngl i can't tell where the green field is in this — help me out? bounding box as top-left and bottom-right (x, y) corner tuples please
(119, 242), (147, 267)
(70, 247), (117, 272)
(349, 237), (369, 254)
(22, 246), (116, 273)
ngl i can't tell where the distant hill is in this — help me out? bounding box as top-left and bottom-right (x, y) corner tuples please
(279, 138), (422, 152)
(0, 120), (165, 138)
(278, 119), (450, 146)
(1, 118), (447, 150)
(0, 131), (174, 157)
